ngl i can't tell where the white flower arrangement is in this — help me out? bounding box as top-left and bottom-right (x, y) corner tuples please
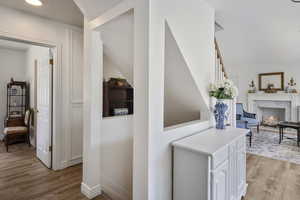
(209, 79), (238, 99)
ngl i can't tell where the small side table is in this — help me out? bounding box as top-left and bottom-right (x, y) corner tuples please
(278, 121), (300, 147)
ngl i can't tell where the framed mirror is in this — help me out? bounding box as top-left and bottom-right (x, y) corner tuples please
(258, 72), (284, 91)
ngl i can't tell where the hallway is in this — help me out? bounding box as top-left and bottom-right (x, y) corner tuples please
(0, 142), (109, 200)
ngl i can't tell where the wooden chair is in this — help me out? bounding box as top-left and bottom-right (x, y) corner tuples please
(3, 110), (32, 152)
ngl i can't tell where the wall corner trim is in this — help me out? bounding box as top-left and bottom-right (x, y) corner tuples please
(81, 182), (102, 199)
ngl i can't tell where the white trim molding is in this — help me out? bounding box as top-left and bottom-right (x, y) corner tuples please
(81, 182), (102, 199)
(89, 0), (134, 30)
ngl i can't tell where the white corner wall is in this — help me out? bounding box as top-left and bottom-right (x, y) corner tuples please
(0, 47), (27, 137)
(101, 116), (133, 200)
(0, 5), (84, 170)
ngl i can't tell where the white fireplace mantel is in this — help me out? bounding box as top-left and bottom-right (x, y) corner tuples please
(248, 93), (300, 122)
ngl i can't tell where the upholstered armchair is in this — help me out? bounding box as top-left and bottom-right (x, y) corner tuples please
(236, 118), (253, 146)
(236, 103), (260, 132)
(3, 110), (32, 152)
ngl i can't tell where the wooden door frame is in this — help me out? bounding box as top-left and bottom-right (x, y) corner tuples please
(0, 34), (62, 171)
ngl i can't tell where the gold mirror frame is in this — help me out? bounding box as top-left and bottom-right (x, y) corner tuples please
(258, 72), (284, 91)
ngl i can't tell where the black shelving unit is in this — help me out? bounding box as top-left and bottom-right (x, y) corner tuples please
(6, 79), (29, 119)
(103, 78), (134, 117)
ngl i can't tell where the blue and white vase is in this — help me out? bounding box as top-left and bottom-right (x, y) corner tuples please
(214, 99), (229, 129)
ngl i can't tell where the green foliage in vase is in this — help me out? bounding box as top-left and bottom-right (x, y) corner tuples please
(209, 79), (238, 100)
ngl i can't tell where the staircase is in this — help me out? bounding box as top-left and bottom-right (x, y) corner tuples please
(214, 38), (237, 128)
(215, 38), (227, 81)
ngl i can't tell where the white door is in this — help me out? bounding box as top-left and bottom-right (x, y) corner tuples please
(36, 56), (53, 168)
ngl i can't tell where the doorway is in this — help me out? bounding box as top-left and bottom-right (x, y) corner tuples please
(34, 48), (53, 168)
(0, 37), (55, 169)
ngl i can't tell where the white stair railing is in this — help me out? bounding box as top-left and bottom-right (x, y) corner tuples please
(214, 39), (236, 127)
(214, 39), (227, 81)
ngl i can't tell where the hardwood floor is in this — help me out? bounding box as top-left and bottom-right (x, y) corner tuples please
(245, 153), (300, 200)
(0, 142), (110, 200)
(1, 142), (300, 200)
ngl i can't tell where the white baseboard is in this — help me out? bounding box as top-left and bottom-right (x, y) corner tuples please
(69, 156), (82, 166)
(101, 176), (131, 200)
(61, 156), (82, 169)
(81, 182), (102, 199)
(240, 183), (248, 199)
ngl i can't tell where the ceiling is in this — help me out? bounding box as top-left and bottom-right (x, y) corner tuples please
(73, 0), (122, 20)
(0, 0), (83, 27)
(208, 0), (300, 66)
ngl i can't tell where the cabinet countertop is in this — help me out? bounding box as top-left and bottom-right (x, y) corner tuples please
(172, 127), (249, 156)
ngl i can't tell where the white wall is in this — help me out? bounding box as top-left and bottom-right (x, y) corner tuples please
(0, 5), (83, 170)
(103, 55), (126, 81)
(101, 10), (134, 85)
(145, 0), (215, 199)
(227, 64), (300, 108)
(98, 9), (134, 200)
(0, 47), (27, 138)
(101, 116), (133, 200)
(75, 0), (215, 200)
(100, 8), (212, 131)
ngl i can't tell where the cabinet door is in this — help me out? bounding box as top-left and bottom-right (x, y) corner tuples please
(237, 138), (246, 197)
(228, 143), (237, 200)
(212, 161), (229, 200)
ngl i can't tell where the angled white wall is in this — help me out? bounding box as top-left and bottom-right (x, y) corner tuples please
(146, 0), (215, 199)
(101, 10), (134, 85)
(164, 23), (203, 127)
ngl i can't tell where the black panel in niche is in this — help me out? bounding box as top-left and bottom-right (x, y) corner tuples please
(103, 78), (133, 117)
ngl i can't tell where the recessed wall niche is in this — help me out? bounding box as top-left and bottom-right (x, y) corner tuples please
(100, 10), (134, 117)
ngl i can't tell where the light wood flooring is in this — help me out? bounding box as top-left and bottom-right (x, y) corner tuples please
(0, 142), (110, 200)
(245, 153), (300, 200)
(1, 142), (300, 200)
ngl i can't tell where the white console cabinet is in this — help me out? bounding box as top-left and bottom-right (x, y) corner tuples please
(173, 127), (248, 200)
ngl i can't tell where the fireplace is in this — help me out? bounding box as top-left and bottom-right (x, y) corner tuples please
(252, 100), (291, 126)
(248, 93), (299, 131)
(260, 107), (285, 127)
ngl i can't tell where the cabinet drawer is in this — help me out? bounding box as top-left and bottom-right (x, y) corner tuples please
(212, 146), (229, 169)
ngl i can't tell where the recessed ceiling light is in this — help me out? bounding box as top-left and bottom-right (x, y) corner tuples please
(25, 0), (43, 6)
